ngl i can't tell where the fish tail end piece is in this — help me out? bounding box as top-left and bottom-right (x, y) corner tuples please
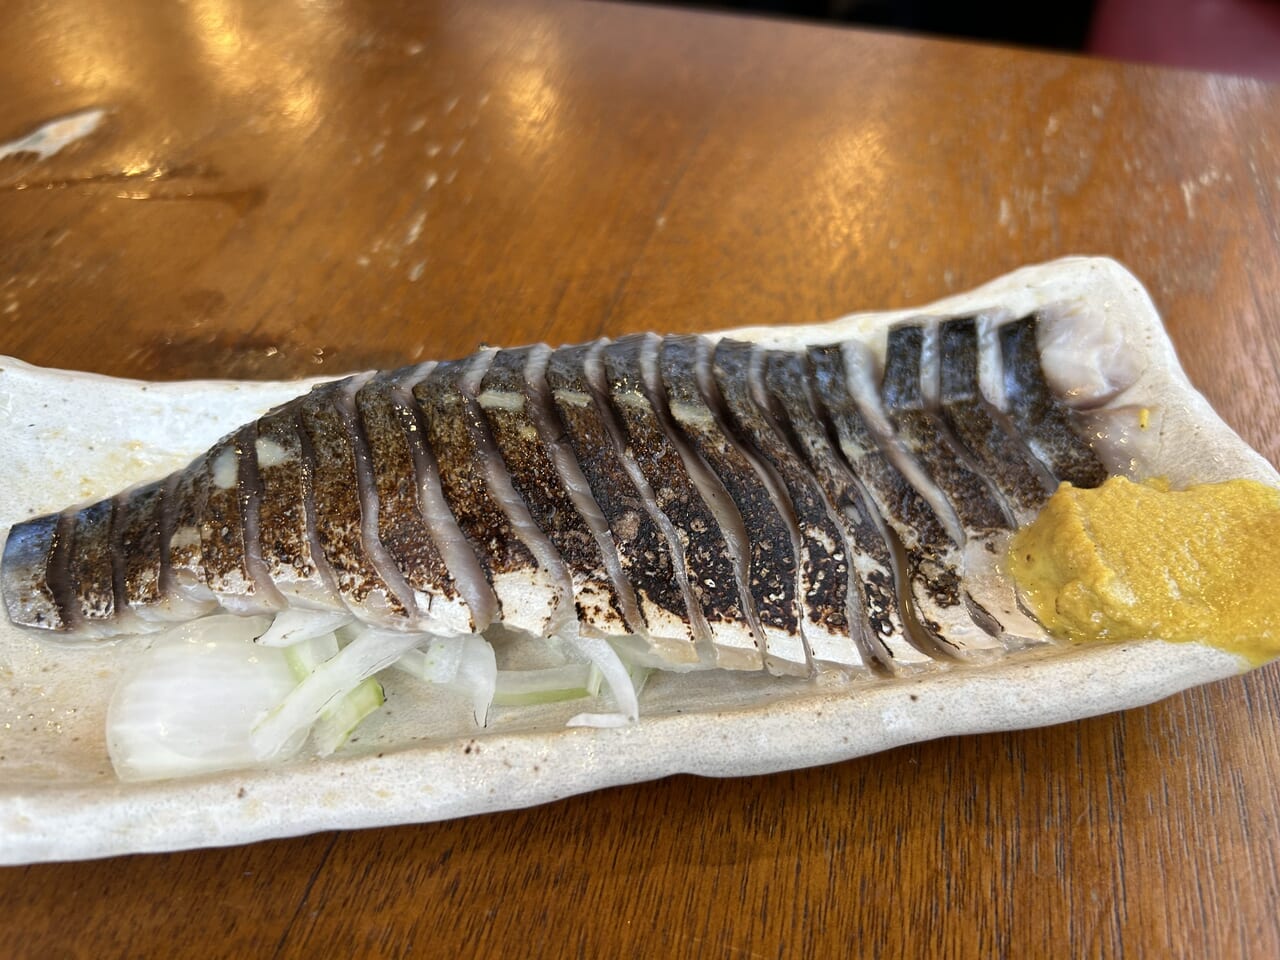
(2, 514), (67, 631)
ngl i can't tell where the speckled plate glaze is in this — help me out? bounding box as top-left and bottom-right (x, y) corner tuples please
(0, 257), (1271, 865)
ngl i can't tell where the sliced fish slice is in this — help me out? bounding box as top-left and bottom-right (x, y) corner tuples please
(937, 317), (1057, 525)
(354, 371), (475, 634)
(476, 346), (635, 641)
(112, 480), (168, 621)
(66, 499), (116, 624)
(544, 342), (701, 667)
(412, 356), (557, 640)
(710, 339), (857, 673)
(881, 323), (1013, 533)
(254, 404), (342, 610)
(522, 346), (656, 642)
(0, 514), (66, 631)
(599, 335), (768, 672)
(808, 343), (1003, 659)
(1001, 315), (1108, 487)
(163, 462), (217, 612)
(389, 364), (500, 632)
(196, 429), (284, 617)
(760, 348), (935, 673)
(881, 323), (1051, 648)
(296, 376), (409, 625)
(658, 334), (800, 672)
(455, 349), (573, 637)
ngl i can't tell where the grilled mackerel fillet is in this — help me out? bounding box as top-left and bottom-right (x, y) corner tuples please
(4, 311), (1108, 679)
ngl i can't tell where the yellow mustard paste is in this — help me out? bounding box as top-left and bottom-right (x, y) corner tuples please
(1008, 476), (1280, 665)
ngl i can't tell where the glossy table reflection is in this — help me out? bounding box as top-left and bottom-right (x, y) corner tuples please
(3, 1), (1280, 956)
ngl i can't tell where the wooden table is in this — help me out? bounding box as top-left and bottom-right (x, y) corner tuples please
(3, 1), (1280, 955)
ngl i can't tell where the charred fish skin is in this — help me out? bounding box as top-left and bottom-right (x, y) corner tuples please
(710, 339), (855, 673)
(476, 346), (634, 640)
(412, 354), (561, 639)
(599, 334), (767, 671)
(66, 498), (117, 625)
(937, 317), (1056, 524)
(454, 349), (574, 637)
(881, 323), (1051, 648)
(341, 370), (444, 627)
(808, 343), (1003, 659)
(414, 359), (534, 579)
(354, 371), (474, 633)
(388, 363), (500, 632)
(113, 480), (166, 619)
(194, 427), (286, 618)
(1001, 315), (1108, 488)
(881, 323), (1013, 534)
(760, 348), (935, 672)
(657, 334), (793, 670)
(163, 460), (216, 611)
(197, 432), (254, 608)
(253, 403), (340, 611)
(544, 341), (701, 665)
(809, 344), (953, 552)
(297, 375), (410, 624)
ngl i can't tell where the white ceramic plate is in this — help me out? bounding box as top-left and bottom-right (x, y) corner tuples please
(0, 256), (1270, 864)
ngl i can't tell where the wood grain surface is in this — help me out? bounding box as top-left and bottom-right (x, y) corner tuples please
(3, 1), (1280, 956)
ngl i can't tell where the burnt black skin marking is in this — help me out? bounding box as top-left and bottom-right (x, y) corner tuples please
(808, 343), (966, 616)
(882, 323), (1011, 532)
(762, 347), (918, 663)
(413, 360), (537, 581)
(356, 373), (461, 603)
(478, 346), (630, 632)
(599, 336), (744, 627)
(937, 317), (1056, 518)
(659, 335), (796, 637)
(545, 342), (690, 627)
(114, 480), (165, 612)
(298, 379), (405, 614)
(1000, 315), (1108, 488)
(254, 405), (325, 592)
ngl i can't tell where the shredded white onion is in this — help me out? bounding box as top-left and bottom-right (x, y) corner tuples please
(493, 662), (601, 706)
(390, 635), (466, 683)
(256, 608), (354, 647)
(106, 603), (650, 782)
(250, 625), (462, 757)
(560, 630), (639, 728)
(450, 636), (497, 725)
(106, 615), (305, 781)
(391, 635), (496, 724)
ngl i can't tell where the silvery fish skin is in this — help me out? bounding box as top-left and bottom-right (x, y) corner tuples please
(1, 314), (1105, 677)
(1000, 316), (1108, 489)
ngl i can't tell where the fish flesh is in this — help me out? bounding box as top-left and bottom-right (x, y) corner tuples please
(3, 311), (1109, 683)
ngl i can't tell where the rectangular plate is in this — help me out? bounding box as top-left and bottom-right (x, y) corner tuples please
(0, 257), (1268, 864)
